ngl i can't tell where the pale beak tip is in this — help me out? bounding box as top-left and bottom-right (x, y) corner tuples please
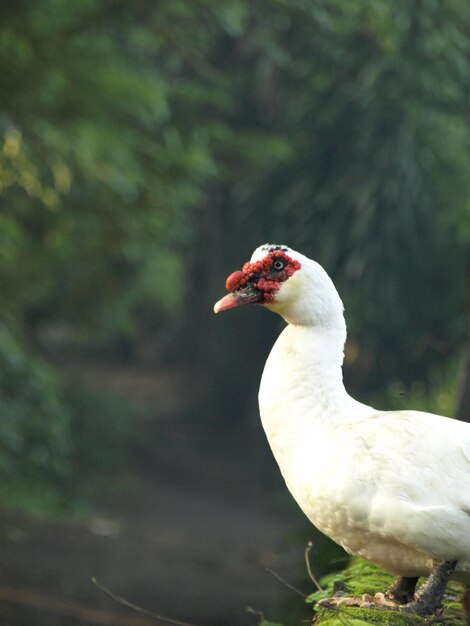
(213, 293), (238, 314)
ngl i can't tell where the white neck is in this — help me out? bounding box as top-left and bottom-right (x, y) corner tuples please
(258, 319), (371, 463)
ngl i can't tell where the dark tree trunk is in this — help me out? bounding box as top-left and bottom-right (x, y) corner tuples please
(455, 339), (470, 423)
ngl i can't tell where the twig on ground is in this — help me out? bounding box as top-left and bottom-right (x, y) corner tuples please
(266, 567), (306, 598)
(92, 577), (202, 626)
(304, 541), (324, 592)
(246, 606), (266, 622)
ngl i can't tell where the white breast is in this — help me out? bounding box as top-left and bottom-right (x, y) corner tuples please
(259, 324), (470, 580)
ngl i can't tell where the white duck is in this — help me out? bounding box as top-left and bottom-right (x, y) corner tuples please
(214, 244), (470, 615)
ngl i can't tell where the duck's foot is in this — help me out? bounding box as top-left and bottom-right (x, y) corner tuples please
(317, 560), (457, 616)
(317, 593), (400, 610)
(398, 560), (457, 616)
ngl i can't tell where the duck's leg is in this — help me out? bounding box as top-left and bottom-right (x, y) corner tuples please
(399, 560), (457, 615)
(385, 576), (419, 604)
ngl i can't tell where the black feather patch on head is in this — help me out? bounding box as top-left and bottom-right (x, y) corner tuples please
(261, 244), (290, 254)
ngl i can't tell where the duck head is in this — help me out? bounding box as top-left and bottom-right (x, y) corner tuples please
(214, 244), (345, 329)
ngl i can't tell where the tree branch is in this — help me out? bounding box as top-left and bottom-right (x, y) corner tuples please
(92, 578), (202, 626)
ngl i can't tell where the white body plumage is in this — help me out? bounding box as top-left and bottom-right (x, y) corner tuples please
(252, 246), (470, 581)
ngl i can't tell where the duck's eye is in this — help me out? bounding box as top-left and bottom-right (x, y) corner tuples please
(273, 259), (286, 271)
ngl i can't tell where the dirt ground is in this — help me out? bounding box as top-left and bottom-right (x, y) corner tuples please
(0, 365), (309, 626)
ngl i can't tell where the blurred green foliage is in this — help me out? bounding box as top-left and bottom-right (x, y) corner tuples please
(0, 324), (137, 514)
(372, 361), (459, 416)
(0, 323), (71, 510)
(1, 0), (470, 511)
(232, 0), (470, 388)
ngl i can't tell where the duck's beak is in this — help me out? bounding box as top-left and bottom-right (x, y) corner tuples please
(213, 284), (263, 314)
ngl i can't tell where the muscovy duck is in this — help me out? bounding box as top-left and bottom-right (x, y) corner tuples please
(214, 244), (470, 615)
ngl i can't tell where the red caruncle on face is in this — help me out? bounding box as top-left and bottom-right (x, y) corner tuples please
(224, 251), (301, 303)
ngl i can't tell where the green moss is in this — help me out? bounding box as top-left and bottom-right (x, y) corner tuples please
(314, 606), (423, 626)
(308, 559), (396, 604)
(307, 559), (464, 626)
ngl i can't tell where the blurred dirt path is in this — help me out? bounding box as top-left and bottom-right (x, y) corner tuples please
(0, 365), (307, 626)
(0, 467), (303, 626)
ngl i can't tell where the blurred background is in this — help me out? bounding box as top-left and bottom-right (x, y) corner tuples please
(1, 1), (470, 624)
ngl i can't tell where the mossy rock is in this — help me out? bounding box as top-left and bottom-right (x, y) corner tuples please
(307, 559), (464, 626)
